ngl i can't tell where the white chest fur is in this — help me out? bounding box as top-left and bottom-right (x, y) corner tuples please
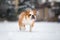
(22, 17), (33, 25)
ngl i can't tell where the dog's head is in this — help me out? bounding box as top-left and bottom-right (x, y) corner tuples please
(25, 9), (36, 21)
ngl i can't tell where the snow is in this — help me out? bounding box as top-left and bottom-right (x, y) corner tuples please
(0, 21), (60, 40)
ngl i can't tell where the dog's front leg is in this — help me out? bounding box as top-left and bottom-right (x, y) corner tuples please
(30, 26), (32, 32)
(30, 23), (34, 32)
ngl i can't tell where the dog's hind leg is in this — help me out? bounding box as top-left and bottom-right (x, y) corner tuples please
(19, 26), (22, 31)
(19, 24), (25, 31)
(18, 20), (22, 31)
(18, 21), (25, 31)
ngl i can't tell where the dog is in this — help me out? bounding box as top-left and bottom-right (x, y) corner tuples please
(18, 8), (36, 32)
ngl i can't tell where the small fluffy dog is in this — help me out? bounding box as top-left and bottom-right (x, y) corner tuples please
(18, 8), (36, 32)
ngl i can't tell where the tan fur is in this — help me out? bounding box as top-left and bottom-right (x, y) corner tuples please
(18, 9), (36, 32)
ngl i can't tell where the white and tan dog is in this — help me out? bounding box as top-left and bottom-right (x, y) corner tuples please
(18, 8), (36, 32)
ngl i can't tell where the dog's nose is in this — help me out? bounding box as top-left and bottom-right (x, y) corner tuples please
(32, 15), (35, 19)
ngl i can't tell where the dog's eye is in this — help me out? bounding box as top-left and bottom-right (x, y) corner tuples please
(29, 14), (31, 16)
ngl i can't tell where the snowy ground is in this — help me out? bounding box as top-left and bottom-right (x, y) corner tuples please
(0, 21), (60, 40)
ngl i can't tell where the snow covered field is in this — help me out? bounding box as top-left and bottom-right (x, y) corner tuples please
(0, 21), (60, 40)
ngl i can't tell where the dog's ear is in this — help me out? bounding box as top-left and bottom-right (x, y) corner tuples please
(33, 9), (37, 15)
(25, 10), (30, 15)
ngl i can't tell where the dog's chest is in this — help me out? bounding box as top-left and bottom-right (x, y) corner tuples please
(22, 17), (33, 25)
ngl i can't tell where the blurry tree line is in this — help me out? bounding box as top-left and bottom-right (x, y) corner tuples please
(0, 0), (5, 4)
(0, 0), (60, 22)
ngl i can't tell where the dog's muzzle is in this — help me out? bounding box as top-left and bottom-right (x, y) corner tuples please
(32, 15), (35, 19)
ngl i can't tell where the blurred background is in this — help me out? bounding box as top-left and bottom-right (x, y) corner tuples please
(0, 0), (60, 40)
(0, 0), (60, 22)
